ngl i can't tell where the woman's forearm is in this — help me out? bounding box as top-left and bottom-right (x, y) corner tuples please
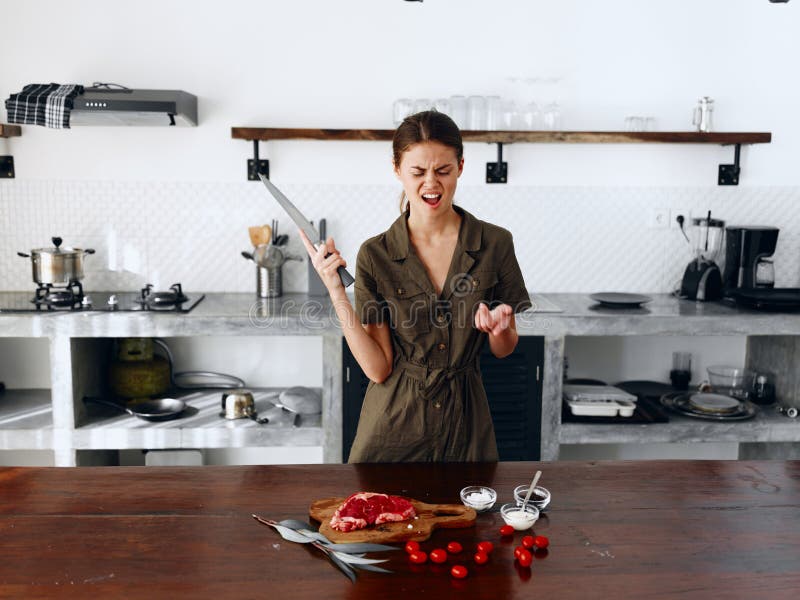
(329, 290), (393, 383)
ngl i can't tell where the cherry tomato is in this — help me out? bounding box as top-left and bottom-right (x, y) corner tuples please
(405, 541), (420, 554)
(429, 549), (448, 564)
(476, 541), (494, 554)
(473, 551), (489, 565)
(451, 565), (468, 579)
(499, 525), (515, 536)
(534, 535), (550, 549)
(446, 541), (463, 554)
(518, 548), (533, 568)
(521, 535), (535, 549)
(514, 545), (524, 560)
(409, 550), (428, 564)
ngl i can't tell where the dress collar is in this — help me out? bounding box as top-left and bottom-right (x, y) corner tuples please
(385, 205), (482, 261)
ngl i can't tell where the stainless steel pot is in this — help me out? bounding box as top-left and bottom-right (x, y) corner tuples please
(17, 237), (95, 284)
(220, 389), (269, 423)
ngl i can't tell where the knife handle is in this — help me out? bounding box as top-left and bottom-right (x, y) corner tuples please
(322, 251), (354, 286)
(335, 263), (355, 287)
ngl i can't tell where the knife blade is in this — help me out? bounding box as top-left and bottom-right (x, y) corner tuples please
(258, 174), (354, 288)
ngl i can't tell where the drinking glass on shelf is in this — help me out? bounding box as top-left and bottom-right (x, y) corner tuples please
(520, 102), (541, 130)
(467, 95), (486, 130)
(624, 116), (644, 132)
(392, 98), (413, 125)
(448, 95), (467, 128)
(644, 117), (657, 131)
(500, 100), (520, 130)
(413, 98), (433, 114)
(542, 102), (562, 130)
(485, 95), (502, 130)
(433, 97), (451, 116)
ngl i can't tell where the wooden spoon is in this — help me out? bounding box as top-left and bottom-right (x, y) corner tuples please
(248, 224), (273, 247)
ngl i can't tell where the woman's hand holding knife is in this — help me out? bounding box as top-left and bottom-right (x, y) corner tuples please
(298, 229), (348, 295)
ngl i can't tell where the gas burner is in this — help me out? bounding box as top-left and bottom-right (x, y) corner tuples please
(137, 283), (188, 310)
(32, 281), (84, 311)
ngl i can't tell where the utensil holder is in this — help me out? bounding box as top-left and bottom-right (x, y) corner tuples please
(256, 265), (282, 298)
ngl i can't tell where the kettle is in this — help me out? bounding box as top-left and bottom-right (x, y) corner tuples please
(693, 96), (714, 133)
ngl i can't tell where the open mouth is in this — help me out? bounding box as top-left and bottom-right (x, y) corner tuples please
(421, 193), (442, 207)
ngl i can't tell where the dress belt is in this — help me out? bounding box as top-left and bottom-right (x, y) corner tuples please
(395, 358), (479, 402)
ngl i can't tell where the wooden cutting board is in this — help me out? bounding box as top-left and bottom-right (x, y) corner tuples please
(309, 497), (476, 543)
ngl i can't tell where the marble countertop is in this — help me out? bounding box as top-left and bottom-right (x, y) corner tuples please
(1, 291), (798, 337)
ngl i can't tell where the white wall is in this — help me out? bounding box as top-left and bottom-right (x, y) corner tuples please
(0, 0), (797, 185)
(2, 0), (799, 296)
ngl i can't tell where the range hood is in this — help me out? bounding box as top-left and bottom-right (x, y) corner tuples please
(70, 87), (198, 126)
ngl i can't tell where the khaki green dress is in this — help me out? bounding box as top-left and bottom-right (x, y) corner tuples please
(349, 206), (531, 463)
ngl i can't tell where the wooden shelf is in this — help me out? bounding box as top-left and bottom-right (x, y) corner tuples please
(232, 127), (771, 145)
(0, 124), (22, 138)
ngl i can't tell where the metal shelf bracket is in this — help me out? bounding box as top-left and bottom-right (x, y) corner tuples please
(0, 156), (14, 179)
(718, 143), (741, 186)
(247, 140), (270, 181)
(486, 142), (508, 183)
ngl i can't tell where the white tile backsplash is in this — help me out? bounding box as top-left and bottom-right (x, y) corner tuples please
(1, 180), (798, 293)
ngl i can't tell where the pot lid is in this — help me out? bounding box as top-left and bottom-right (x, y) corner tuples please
(32, 236), (80, 254)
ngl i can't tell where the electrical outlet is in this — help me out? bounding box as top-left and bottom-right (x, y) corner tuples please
(649, 208), (670, 229)
(672, 208), (691, 229)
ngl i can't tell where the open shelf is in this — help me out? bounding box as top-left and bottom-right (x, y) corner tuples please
(0, 124), (22, 138)
(74, 387), (323, 450)
(0, 389), (53, 450)
(559, 407), (799, 445)
(231, 127), (771, 145)
(232, 127), (771, 184)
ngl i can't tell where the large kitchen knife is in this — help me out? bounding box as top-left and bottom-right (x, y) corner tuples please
(258, 174), (354, 287)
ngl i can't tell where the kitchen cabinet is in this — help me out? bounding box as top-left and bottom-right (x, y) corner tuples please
(342, 336), (544, 462)
(0, 295), (341, 466)
(2, 292), (799, 466)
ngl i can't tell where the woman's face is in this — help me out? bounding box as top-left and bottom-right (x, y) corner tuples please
(394, 141), (463, 215)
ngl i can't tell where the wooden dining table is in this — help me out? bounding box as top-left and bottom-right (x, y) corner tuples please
(1, 460), (798, 599)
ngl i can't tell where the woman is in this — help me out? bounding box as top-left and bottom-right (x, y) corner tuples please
(300, 111), (531, 462)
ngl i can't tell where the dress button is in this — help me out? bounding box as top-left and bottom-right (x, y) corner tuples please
(436, 314), (445, 323)
(437, 343), (446, 351)
(472, 279), (479, 288)
(396, 288), (405, 296)
(433, 401), (442, 409)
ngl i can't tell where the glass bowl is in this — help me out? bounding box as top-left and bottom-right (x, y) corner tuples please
(459, 486), (497, 512)
(500, 502), (539, 531)
(706, 366), (756, 399)
(513, 485), (551, 511)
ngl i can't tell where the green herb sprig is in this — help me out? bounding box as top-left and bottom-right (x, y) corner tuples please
(252, 515), (399, 582)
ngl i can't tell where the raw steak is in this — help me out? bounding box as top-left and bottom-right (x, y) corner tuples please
(329, 492), (416, 532)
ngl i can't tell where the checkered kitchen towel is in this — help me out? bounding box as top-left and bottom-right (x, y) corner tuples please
(5, 83), (84, 129)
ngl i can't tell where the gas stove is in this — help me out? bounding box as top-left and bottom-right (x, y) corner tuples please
(0, 283), (205, 313)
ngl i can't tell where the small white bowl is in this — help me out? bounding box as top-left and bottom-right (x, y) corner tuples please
(513, 485), (551, 511)
(460, 485), (497, 512)
(500, 502), (539, 531)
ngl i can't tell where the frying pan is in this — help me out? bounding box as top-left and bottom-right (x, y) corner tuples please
(83, 396), (187, 421)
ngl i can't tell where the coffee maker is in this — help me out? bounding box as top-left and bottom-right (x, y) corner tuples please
(722, 226), (779, 291)
(680, 215), (725, 301)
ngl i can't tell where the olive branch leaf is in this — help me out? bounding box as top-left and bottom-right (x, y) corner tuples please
(253, 514), (398, 581)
